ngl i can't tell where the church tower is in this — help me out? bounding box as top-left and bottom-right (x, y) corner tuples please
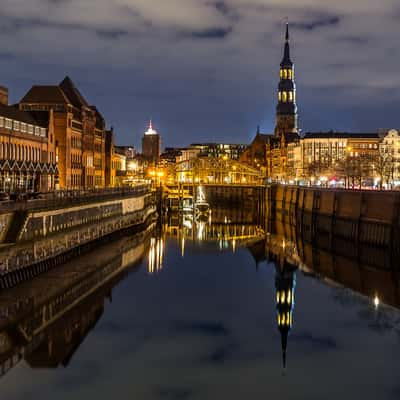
(275, 23), (298, 138)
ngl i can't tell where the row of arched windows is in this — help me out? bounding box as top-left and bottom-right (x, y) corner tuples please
(0, 142), (41, 162)
(280, 68), (294, 80)
(278, 91), (295, 103)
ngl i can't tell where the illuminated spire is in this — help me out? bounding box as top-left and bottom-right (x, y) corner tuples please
(149, 119), (153, 130)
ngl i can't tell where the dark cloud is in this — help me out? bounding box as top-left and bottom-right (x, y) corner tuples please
(293, 16), (341, 31)
(214, 1), (230, 16)
(335, 35), (369, 45)
(95, 29), (129, 40)
(182, 27), (233, 39)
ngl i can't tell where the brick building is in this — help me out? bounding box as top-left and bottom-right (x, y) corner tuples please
(20, 77), (106, 189)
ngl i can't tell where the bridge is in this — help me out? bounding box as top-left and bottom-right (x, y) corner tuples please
(174, 157), (264, 186)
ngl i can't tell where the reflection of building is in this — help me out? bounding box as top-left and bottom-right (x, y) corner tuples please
(275, 262), (296, 369)
(0, 86), (57, 192)
(0, 224), (154, 377)
(142, 120), (161, 163)
(148, 235), (164, 274)
(20, 76), (106, 189)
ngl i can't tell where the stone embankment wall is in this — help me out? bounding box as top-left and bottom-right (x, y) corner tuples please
(0, 186), (157, 286)
(267, 184), (400, 251)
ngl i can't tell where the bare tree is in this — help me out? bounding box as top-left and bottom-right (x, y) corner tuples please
(374, 148), (393, 189)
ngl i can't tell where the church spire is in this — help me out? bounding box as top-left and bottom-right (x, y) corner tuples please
(281, 22), (292, 67)
(275, 22), (298, 137)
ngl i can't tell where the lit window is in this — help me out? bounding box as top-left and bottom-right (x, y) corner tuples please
(288, 91), (293, 102)
(280, 291), (285, 303)
(283, 69), (287, 79)
(288, 69), (292, 79)
(13, 121), (20, 131)
(287, 290), (291, 303)
(282, 92), (287, 102)
(278, 92), (282, 101)
(280, 69), (283, 79)
(5, 119), (12, 129)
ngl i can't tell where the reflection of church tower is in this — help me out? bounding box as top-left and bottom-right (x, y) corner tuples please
(275, 261), (296, 369)
(275, 23), (298, 138)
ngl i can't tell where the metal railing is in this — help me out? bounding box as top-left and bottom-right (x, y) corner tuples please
(0, 184), (151, 213)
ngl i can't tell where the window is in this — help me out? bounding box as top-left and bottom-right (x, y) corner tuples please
(13, 121), (20, 131)
(0, 117), (3, 127)
(28, 125), (33, 134)
(21, 123), (26, 132)
(282, 91), (287, 102)
(288, 69), (292, 79)
(278, 92), (282, 101)
(34, 127), (40, 136)
(288, 91), (293, 102)
(283, 69), (287, 79)
(5, 119), (12, 129)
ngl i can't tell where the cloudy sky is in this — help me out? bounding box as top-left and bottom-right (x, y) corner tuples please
(1, 0), (399, 149)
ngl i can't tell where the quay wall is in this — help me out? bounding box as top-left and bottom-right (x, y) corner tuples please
(267, 184), (400, 251)
(0, 185), (157, 287)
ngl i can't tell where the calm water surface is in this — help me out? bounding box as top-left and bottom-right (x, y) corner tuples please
(0, 211), (399, 400)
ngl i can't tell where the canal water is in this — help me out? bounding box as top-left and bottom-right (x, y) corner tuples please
(0, 209), (400, 399)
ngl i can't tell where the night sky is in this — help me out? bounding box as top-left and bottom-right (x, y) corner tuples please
(1, 0), (399, 149)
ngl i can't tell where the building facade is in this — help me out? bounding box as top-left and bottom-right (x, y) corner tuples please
(0, 86), (57, 193)
(20, 77), (106, 189)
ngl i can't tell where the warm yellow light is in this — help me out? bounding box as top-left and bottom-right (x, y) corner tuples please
(287, 290), (291, 304)
(374, 295), (380, 308)
(157, 171), (164, 177)
(347, 146), (352, 152)
(149, 170), (156, 176)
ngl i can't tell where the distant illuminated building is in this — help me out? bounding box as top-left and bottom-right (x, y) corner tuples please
(275, 260), (297, 369)
(142, 120), (161, 163)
